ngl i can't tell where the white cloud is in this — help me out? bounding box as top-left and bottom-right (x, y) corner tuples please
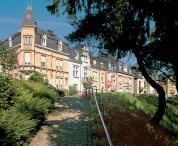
(0, 17), (71, 27)
(0, 17), (21, 24)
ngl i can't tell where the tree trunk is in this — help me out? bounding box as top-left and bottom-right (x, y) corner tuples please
(134, 50), (166, 124)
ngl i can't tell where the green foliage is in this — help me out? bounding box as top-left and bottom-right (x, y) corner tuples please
(0, 108), (37, 146)
(69, 85), (77, 96)
(0, 43), (18, 75)
(0, 73), (19, 110)
(0, 74), (58, 145)
(15, 97), (52, 122)
(28, 71), (45, 83)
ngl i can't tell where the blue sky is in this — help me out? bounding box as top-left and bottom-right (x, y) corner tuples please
(0, 0), (137, 65)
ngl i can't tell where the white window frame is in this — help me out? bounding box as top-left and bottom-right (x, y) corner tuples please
(74, 51), (79, 60)
(25, 52), (30, 65)
(73, 65), (79, 77)
(60, 78), (62, 89)
(58, 40), (62, 51)
(56, 78), (59, 89)
(60, 60), (63, 70)
(41, 56), (46, 68)
(24, 35), (31, 44)
(93, 60), (96, 66)
(100, 62), (103, 68)
(56, 59), (59, 70)
(101, 73), (104, 82)
(41, 34), (47, 46)
(24, 73), (30, 80)
(123, 66), (127, 72)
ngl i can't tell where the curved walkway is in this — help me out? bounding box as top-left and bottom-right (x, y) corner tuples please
(28, 97), (93, 146)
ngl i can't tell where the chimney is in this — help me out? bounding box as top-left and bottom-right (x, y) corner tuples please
(47, 30), (53, 35)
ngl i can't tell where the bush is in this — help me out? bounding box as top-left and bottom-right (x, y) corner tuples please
(0, 73), (19, 110)
(15, 96), (52, 122)
(28, 71), (45, 83)
(0, 108), (37, 146)
(69, 85), (77, 96)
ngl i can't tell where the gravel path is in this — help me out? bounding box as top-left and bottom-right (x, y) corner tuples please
(28, 97), (93, 146)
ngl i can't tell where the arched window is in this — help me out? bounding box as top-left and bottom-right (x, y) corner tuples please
(24, 73), (30, 80)
(41, 34), (47, 46)
(58, 40), (63, 51)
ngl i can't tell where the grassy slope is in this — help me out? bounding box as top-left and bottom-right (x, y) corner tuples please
(86, 93), (177, 146)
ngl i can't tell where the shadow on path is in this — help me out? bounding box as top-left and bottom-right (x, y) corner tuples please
(29, 97), (93, 146)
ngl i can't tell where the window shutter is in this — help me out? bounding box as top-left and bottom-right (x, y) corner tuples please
(42, 56), (45, 62)
(56, 59), (59, 66)
(56, 78), (59, 84)
(25, 53), (30, 63)
(60, 60), (62, 66)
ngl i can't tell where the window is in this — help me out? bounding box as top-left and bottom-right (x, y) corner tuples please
(74, 51), (79, 60)
(41, 56), (45, 68)
(119, 65), (122, 70)
(24, 35), (31, 44)
(60, 60), (63, 70)
(41, 34), (47, 46)
(58, 40), (62, 51)
(60, 78), (62, 89)
(93, 60), (96, 65)
(26, 14), (31, 19)
(113, 80), (116, 86)
(100, 62), (103, 68)
(73, 65), (79, 77)
(56, 59), (59, 70)
(9, 37), (12, 48)
(84, 56), (87, 62)
(123, 66), (127, 72)
(114, 65), (116, 70)
(24, 73), (30, 80)
(108, 62), (111, 68)
(25, 52), (30, 65)
(93, 71), (97, 80)
(56, 78), (59, 89)
(101, 73), (104, 82)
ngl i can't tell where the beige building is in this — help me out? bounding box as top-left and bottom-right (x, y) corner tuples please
(2, 5), (69, 90)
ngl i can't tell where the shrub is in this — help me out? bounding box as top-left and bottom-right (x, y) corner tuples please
(69, 85), (77, 96)
(28, 71), (45, 83)
(0, 73), (19, 110)
(0, 108), (37, 146)
(15, 96), (52, 122)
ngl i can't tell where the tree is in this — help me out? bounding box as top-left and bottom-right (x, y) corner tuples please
(46, 0), (176, 124)
(0, 43), (18, 75)
(28, 71), (45, 83)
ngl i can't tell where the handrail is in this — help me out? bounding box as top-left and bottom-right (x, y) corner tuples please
(93, 92), (113, 146)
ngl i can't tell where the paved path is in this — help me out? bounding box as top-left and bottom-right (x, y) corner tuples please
(28, 97), (93, 146)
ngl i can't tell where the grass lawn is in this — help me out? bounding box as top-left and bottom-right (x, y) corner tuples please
(86, 93), (178, 146)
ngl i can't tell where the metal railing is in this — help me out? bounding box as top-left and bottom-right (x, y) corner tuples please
(93, 92), (113, 146)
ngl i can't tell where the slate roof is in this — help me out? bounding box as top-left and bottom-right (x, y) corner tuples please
(22, 5), (36, 26)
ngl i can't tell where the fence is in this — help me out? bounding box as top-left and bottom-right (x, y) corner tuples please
(93, 92), (113, 146)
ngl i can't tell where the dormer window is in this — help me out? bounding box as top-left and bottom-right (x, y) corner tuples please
(24, 35), (31, 44)
(9, 37), (12, 48)
(74, 51), (79, 60)
(41, 34), (47, 46)
(26, 14), (31, 19)
(93, 60), (96, 65)
(123, 66), (127, 72)
(58, 40), (62, 51)
(100, 62), (103, 68)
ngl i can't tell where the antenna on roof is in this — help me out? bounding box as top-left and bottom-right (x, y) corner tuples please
(27, 0), (32, 10)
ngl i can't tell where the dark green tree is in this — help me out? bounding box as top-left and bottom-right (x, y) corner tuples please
(28, 71), (45, 83)
(46, 0), (178, 123)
